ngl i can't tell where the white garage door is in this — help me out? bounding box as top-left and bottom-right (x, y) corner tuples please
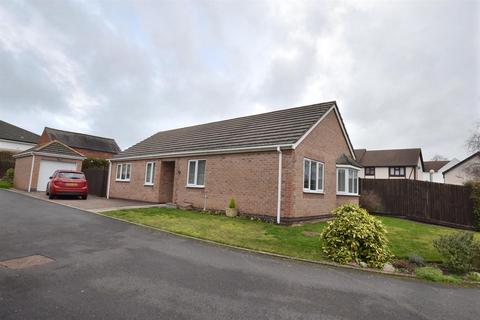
(37, 160), (77, 192)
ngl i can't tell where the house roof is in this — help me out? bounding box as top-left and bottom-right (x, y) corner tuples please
(43, 127), (120, 154)
(336, 154), (362, 168)
(354, 148), (423, 167)
(0, 120), (39, 144)
(423, 160), (450, 172)
(115, 101), (352, 159)
(14, 140), (85, 159)
(442, 152), (480, 175)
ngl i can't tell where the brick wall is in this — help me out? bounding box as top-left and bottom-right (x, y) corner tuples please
(13, 156), (32, 191)
(291, 110), (359, 218)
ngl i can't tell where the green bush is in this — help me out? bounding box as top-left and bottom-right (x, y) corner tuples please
(433, 231), (480, 274)
(82, 158), (108, 169)
(415, 267), (461, 284)
(408, 254), (425, 266)
(321, 204), (393, 268)
(467, 182), (480, 228)
(228, 198), (236, 209)
(3, 168), (14, 183)
(467, 271), (480, 282)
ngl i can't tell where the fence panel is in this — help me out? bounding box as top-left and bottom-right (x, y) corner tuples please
(359, 179), (475, 229)
(83, 167), (108, 197)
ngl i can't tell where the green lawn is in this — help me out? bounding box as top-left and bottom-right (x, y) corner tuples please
(0, 180), (11, 189)
(103, 207), (478, 262)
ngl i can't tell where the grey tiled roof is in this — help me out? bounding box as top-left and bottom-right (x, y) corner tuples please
(17, 141), (84, 158)
(45, 127), (120, 154)
(336, 154), (362, 167)
(115, 102), (336, 158)
(0, 120), (39, 144)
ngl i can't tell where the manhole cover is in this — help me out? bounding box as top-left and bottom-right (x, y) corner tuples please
(0, 255), (54, 269)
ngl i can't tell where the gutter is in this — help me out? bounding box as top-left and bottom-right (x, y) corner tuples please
(27, 155), (35, 192)
(110, 144), (293, 162)
(276, 146), (282, 224)
(106, 160), (112, 199)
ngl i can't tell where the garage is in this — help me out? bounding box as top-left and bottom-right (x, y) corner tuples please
(12, 141), (85, 192)
(36, 160), (77, 192)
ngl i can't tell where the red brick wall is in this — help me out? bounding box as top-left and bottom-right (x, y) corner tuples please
(291, 110), (359, 218)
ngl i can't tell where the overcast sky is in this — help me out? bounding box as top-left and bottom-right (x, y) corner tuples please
(0, 0), (478, 160)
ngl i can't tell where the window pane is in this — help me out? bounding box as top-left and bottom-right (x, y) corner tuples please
(318, 163), (323, 191)
(121, 164), (126, 180)
(353, 170), (358, 193)
(146, 163), (152, 183)
(337, 169), (345, 192)
(126, 164), (131, 180)
(304, 159), (310, 189)
(151, 163), (155, 184)
(400, 167), (405, 175)
(310, 161), (317, 190)
(117, 165), (121, 179)
(348, 169), (354, 193)
(188, 161), (196, 185)
(197, 160), (206, 185)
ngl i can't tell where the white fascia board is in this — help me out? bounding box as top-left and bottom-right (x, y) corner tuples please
(292, 104), (356, 160)
(110, 144), (293, 162)
(13, 151), (85, 160)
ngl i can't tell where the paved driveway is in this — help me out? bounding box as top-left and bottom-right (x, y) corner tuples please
(0, 190), (478, 320)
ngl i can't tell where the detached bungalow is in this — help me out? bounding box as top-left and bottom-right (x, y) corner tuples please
(107, 101), (361, 223)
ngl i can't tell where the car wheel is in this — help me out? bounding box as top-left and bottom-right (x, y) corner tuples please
(46, 184), (50, 196)
(81, 195), (88, 200)
(49, 193), (54, 200)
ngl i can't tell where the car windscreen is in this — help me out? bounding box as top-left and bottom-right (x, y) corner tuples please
(58, 172), (85, 179)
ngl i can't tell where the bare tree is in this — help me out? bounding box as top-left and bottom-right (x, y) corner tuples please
(431, 154), (448, 161)
(466, 121), (480, 153)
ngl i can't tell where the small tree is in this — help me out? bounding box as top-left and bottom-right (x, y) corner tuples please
(431, 154), (448, 161)
(433, 231), (480, 274)
(82, 158), (108, 170)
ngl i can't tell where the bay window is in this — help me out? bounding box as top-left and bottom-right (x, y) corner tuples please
(336, 166), (359, 195)
(303, 158), (324, 193)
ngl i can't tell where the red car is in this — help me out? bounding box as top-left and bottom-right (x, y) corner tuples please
(46, 170), (88, 200)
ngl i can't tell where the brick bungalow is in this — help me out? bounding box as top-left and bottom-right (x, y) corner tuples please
(38, 127), (121, 159)
(107, 101), (361, 223)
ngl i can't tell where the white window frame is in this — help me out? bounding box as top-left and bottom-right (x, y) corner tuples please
(336, 165), (359, 196)
(187, 159), (206, 188)
(144, 161), (156, 186)
(303, 158), (324, 193)
(116, 163), (131, 182)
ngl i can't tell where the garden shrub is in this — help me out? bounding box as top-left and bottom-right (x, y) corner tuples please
(466, 181), (480, 228)
(467, 271), (480, 282)
(359, 190), (383, 213)
(408, 254), (425, 266)
(82, 158), (108, 169)
(321, 204), (393, 268)
(3, 168), (14, 183)
(433, 231), (480, 274)
(228, 198), (236, 209)
(415, 267), (461, 284)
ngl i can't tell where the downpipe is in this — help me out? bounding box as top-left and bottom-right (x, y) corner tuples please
(276, 146), (282, 224)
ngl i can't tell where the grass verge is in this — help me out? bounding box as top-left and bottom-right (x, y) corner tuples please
(0, 180), (12, 189)
(103, 207), (477, 262)
(415, 267), (463, 284)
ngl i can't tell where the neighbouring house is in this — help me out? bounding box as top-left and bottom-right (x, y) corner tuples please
(38, 127), (121, 159)
(443, 152), (480, 185)
(13, 140), (85, 192)
(107, 101), (361, 223)
(422, 159), (459, 183)
(0, 120), (39, 153)
(355, 148), (424, 180)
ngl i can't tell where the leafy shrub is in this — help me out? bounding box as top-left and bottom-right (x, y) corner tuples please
(82, 158), (108, 169)
(467, 271), (480, 282)
(228, 198), (236, 209)
(3, 168), (14, 183)
(321, 204), (393, 268)
(433, 231), (480, 274)
(408, 254), (425, 266)
(415, 267), (461, 284)
(466, 181), (480, 228)
(359, 190), (383, 213)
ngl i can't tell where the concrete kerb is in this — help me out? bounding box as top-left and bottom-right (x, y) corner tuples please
(6, 188), (479, 287)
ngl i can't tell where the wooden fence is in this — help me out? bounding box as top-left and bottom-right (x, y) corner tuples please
(359, 179), (476, 230)
(83, 167), (108, 197)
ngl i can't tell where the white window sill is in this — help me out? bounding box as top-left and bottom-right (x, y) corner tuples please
(303, 189), (324, 194)
(186, 185), (205, 188)
(116, 179), (130, 182)
(144, 183), (154, 187)
(336, 192), (359, 197)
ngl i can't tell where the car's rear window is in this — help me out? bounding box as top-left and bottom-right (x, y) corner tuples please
(58, 172), (85, 179)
